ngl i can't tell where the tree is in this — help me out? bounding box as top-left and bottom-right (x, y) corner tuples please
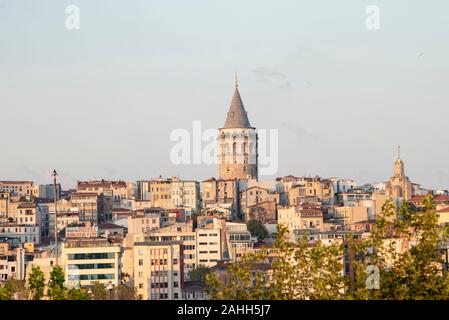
(28, 266), (45, 300)
(188, 265), (211, 281)
(3, 279), (28, 300)
(47, 266), (66, 300)
(89, 281), (108, 300)
(0, 286), (11, 300)
(67, 287), (91, 300)
(247, 219), (269, 240)
(113, 284), (138, 300)
(347, 196), (449, 300)
(206, 225), (345, 300)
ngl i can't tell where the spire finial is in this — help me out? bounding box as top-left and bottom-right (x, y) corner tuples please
(397, 145), (401, 159)
(234, 72), (238, 88)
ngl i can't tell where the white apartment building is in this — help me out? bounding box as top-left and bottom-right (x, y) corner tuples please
(133, 241), (183, 300)
(0, 247), (25, 282)
(62, 238), (121, 288)
(196, 222), (222, 268)
(0, 225), (41, 244)
(0, 181), (34, 197)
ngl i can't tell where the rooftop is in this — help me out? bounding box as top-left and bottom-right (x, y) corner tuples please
(222, 80), (252, 129)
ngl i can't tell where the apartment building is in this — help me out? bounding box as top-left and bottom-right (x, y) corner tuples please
(278, 206), (323, 240)
(133, 240), (183, 300)
(0, 247), (26, 282)
(0, 225), (41, 244)
(225, 222), (254, 261)
(70, 192), (103, 223)
(145, 222), (197, 278)
(32, 184), (61, 200)
(196, 220), (223, 267)
(62, 238), (121, 288)
(240, 186), (280, 214)
(127, 213), (161, 235)
(288, 177), (334, 207)
(137, 177), (200, 210)
(331, 206), (369, 226)
(0, 181), (34, 197)
(201, 178), (240, 218)
(77, 180), (128, 201)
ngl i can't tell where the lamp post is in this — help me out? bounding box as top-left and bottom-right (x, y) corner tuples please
(52, 169), (59, 266)
(106, 282), (114, 300)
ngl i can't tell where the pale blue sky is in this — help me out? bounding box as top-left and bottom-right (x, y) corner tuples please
(1, 0), (448, 189)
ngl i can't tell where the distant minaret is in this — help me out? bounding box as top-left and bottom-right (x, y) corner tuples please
(218, 75), (258, 181)
(394, 145), (405, 177)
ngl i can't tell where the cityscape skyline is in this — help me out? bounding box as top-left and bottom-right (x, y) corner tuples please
(2, 0), (449, 189)
(2, 1), (449, 304)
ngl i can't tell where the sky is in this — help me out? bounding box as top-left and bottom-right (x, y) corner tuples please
(0, 0), (448, 189)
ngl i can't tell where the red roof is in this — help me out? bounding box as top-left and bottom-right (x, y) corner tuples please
(437, 206), (449, 213)
(435, 195), (449, 202)
(411, 194), (449, 203)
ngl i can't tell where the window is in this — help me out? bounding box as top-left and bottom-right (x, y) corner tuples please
(139, 283), (143, 289)
(139, 259), (143, 266)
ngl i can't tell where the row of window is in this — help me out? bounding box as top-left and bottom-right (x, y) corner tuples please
(68, 273), (114, 281)
(150, 293), (179, 300)
(67, 253), (115, 260)
(68, 263), (115, 270)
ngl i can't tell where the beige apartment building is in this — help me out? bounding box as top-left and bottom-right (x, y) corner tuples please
(138, 177), (200, 210)
(133, 241), (183, 300)
(289, 177), (334, 206)
(240, 186), (279, 213)
(278, 206), (323, 240)
(331, 206), (369, 226)
(70, 192), (102, 223)
(202, 178), (240, 218)
(146, 223), (197, 277)
(127, 213), (161, 235)
(77, 180), (128, 201)
(62, 238), (121, 289)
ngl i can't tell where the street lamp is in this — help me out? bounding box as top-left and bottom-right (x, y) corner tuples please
(106, 282), (114, 300)
(52, 169), (59, 266)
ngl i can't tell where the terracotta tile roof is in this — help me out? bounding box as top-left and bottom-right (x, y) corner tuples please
(437, 206), (449, 213)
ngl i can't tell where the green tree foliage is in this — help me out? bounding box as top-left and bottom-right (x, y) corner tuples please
(90, 281), (109, 300)
(206, 225), (345, 299)
(2, 279), (28, 300)
(113, 284), (138, 300)
(47, 266), (67, 300)
(247, 219), (269, 240)
(67, 287), (91, 300)
(28, 266), (45, 300)
(348, 196), (449, 300)
(0, 286), (11, 300)
(188, 265), (211, 281)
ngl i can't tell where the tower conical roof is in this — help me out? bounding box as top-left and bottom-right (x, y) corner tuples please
(223, 81), (252, 129)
